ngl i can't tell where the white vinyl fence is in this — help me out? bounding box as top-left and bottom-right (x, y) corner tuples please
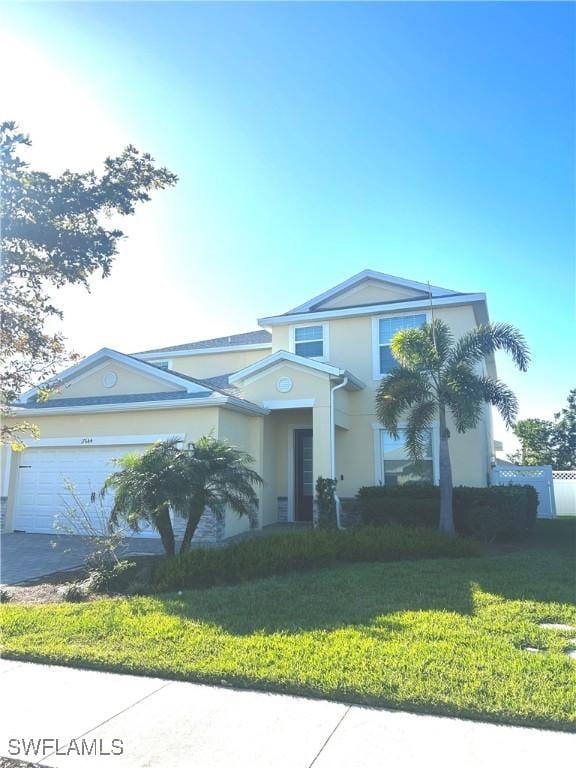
(491, 465), (555, 518)
(552, 470), (576, 516)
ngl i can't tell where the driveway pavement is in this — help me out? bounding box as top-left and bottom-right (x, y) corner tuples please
(0, 661), (573, 768)
(0, 533), (165, 585)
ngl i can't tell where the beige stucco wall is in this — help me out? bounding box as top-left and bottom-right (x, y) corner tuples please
(4, 403), (268, 538)
(317, 279), (424, 310)
(4, 408), (220, 442)
(2, 406), (220, 533)
(270, 326), (290, 354)
(47, 360), (184, 399)
(167, 348), (270, 380)
(265, 303), (493, 498)
(237, 362), (331, 407)
(237, 364), (333, 507)
(217, 408), (264, 537)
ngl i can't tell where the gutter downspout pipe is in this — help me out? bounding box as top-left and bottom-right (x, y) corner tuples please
(330, 376), (348, 529)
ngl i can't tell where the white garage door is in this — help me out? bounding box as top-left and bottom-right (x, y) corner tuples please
(13, 444), (157, 536)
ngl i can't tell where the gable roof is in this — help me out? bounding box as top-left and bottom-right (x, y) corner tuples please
(135, 330), (272, 356)
(16, 347), (214, 404)
(282, 270), (459, 315)
(229, 351), (365, 391)
(14, 348), (269, 416)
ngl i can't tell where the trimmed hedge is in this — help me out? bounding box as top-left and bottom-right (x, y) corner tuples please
(356, 484), (538, 542)
(150, 526), (479, 593)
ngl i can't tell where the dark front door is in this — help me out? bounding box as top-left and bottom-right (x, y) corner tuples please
(294, 429), (313, 522)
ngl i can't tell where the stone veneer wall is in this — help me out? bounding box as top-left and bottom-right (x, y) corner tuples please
(192, 507), (225, 545)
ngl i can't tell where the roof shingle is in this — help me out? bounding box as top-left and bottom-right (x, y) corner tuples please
(136, 330), (271, 355)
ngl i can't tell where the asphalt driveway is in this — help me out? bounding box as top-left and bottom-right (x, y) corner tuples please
(0, 532), (165, 585)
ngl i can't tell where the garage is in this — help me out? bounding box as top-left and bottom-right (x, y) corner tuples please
(13, 442), (155, 536)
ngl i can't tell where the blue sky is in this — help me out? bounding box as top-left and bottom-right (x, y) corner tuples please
(1, 1), (574, 446)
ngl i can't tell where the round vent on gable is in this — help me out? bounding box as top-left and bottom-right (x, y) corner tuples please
(276, 376), (293, 393)
(102, 372), (118, 389)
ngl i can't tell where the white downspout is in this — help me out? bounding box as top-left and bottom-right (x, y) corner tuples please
(330, 376), (348, 529)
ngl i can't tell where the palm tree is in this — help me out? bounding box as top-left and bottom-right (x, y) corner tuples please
(174, 435), (263, 554)
(375, 320), (529, 536)
(104, 436), (263, 556)
(104, 439), (182, 556)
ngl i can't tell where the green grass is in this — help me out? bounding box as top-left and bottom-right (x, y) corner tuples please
(1, 520), (575, 730)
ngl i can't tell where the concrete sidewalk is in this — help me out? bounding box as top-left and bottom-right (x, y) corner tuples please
(0, 661), (573, 768)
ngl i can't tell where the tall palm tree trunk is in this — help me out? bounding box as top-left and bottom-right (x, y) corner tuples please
(155, 505), (175, 557)
(180, 503), (204, 554)
(438, 404), (455, 537)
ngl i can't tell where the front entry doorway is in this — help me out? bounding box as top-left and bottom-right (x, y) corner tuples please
(294, 428), (313, 522)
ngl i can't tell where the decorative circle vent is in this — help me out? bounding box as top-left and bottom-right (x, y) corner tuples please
(276, 376), (293, 393)
(102, 372), (118, 389)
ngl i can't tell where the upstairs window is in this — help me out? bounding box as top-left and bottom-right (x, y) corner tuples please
(150, 360), (170, 371)
(378, 314), (426, 375)
(294, 325), (324, 358)
(381, 429), (434, 486)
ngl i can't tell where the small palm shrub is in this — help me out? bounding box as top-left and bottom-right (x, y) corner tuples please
(150, 526), (479, 593)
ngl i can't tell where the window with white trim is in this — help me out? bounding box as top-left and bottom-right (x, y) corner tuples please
(381, 429), (433, 486)
(294, 326), (324, 358)
(150, 360), (170, 370)
(377, 314), (426, 375)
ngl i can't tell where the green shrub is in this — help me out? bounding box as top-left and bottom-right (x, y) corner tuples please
(86, 560), (135, 593)
(316, 477), (338, 529)
(150, 526), (479, 592)
(356, 484), (538, 542)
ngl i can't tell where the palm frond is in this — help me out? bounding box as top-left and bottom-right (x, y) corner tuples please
(404, 399), (436, 459)
(375, 367), (432, 434)
(443, 362), (485, 432)
(448, 322), (530, 371)
(426, 319), (454, 364)
(391, 328), (437, 372)
(390, 320), (454, 373)
(477, 376), (519, 428)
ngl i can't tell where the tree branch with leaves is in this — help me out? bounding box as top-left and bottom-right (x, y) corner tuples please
(0, 121), (177, 444)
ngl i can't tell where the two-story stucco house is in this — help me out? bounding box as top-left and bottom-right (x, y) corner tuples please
(1, 270), (495, 541)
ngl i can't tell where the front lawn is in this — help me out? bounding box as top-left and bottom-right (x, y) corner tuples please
(1, 520), (575, 730)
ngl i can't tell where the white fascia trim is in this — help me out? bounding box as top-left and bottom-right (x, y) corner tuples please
(18, 347), (210, 403)
(11, 395), (268, 418)
(262, 399), (316, 410)
(231, 351), (366, 393)
(259, 293), (487, 327)
(229, 350), (342, 383)
(18, 433), (186, 449)
(229, 350), (365, 391)
(134, 343), (271, 360)
(283, 269), (459, 314)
